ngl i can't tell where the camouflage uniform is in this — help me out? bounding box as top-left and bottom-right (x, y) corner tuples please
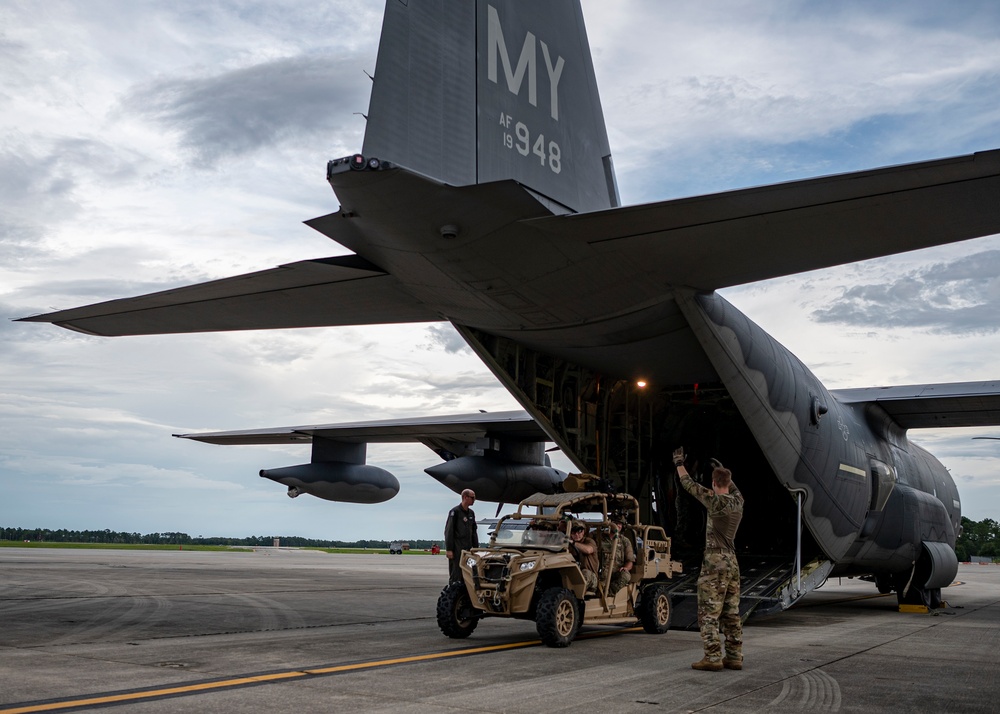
(599, 528), (636, 595)
(444, 504), (478, 582)
(679, 472), (744, 664)
(674, 466), (708, 569)
(571, 534), (599, 592)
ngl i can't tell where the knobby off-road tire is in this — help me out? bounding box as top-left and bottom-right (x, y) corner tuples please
(535, 587), (580, 647)
(639, 582), (671, 634)
(437, 581), (480, 638)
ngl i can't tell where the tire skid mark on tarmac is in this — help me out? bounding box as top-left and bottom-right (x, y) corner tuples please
(768, 669), (842, 712)
(43, 594), (172, 648)
(230, 592), (308, 632)
(1, 578), (171, 647)
(1, 576), (115, 601)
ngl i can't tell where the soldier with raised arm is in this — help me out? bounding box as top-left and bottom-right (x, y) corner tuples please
(674, 447), (744, 672)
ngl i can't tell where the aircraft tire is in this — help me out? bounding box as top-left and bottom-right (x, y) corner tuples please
(928, 587), (942, 609)
(639, 582), (671, 634)
(436, 582), (479, 638)
(535, 587), (578, 647)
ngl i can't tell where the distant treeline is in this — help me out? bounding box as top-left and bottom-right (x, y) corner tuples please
(6, 517), (997, 558)
(0, 527), (441, 550)
(955, 517), (1000, 561)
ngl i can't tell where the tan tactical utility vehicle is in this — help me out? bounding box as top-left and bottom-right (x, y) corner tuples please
(436, 491), (682, 647)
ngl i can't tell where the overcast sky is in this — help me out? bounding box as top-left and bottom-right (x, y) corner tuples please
(3, 0), (1000, 541)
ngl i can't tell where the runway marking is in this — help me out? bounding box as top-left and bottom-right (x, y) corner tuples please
(0, 628), (640, 713)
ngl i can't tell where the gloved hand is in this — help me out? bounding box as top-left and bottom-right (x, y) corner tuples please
(710, 457), (724, 470)
(672, 447), (686, 466)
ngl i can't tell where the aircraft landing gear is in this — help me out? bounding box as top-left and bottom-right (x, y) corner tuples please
(892, 572), (942, 609)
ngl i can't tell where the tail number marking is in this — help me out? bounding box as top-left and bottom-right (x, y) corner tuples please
(500, 114), (561, 174)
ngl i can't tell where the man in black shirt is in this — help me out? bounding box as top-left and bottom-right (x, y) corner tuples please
(444, 489), (478, 582)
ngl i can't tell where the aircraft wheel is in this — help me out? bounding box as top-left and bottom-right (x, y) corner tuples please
(875, 575), (893, 595)
(436, 582), (479, 638)
(894, 572), (931, 607)
(536, 587), (578, 647)
(928, 587), (942, 609)
(639, 582), (671, 634)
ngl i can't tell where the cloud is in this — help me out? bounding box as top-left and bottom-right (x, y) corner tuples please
(813, 249), (1000, 333)
(423, 325), (472, 355)
(125, 54), (371, 166)
(0, 138), (145, 266)
(587, 0), (1000, 202)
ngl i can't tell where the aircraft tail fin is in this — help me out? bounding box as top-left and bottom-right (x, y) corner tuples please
(362, 0), (618, 214)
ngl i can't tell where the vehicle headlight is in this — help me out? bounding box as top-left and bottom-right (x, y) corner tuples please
(519, 560), (537, 571)
(466, 557), (477, 568)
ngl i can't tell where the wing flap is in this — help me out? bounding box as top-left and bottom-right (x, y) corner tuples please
(832, 381), (1000, 429)
(174, 410), (547, 445)
(18, 255), (440, 336)
(534, 148), (1000, 291)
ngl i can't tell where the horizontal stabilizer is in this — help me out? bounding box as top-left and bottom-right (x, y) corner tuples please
(831, 381), (1000, 429)
(18, 255), (439, 336)
(534, 148), (1000, 291)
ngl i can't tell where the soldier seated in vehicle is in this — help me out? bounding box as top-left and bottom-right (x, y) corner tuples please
(569, 522), (598, 593)
(599, 514), (636, 596)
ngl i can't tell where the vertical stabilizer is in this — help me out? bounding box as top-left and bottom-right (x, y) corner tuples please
(362, 0), (618, 213)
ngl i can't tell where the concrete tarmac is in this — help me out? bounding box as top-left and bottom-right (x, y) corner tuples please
(2, 547), (999, 713)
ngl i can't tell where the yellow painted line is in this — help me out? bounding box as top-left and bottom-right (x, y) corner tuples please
(304, 638), (542, 675)
(0, 672), (306, 714)
(0, 628), (640, 713)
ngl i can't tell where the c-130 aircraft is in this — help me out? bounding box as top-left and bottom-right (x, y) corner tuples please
(21, 1), (1000, 616)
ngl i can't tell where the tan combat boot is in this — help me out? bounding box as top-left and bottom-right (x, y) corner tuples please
(691, 657), (723, 671)
(722, 658), (743, 670)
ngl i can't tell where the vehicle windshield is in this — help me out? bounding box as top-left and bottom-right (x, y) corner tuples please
(492, 519), (567, 549)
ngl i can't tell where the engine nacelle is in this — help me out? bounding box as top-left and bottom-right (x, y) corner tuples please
(260, 462), (399, 504)
(424, 455), (566, 502)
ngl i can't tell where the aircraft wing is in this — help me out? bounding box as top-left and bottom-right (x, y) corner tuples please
(16, 254), (440, 337)
(532, 148), (1000, 292)
(174, 410), (546, 450)
(831, 381), (1000, 429)
(180, 410), (568, 505)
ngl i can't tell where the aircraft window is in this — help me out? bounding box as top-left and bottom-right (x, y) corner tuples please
(869, 459), (897, 511)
